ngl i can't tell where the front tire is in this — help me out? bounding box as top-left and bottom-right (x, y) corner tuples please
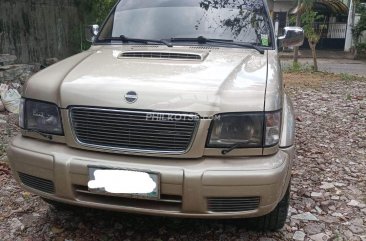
(250, 183), (290, 231)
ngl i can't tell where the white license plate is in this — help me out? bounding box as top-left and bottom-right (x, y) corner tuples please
(88, 167), (160, 200)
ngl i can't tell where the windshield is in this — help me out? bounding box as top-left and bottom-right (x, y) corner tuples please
(97, 0), (273, 47)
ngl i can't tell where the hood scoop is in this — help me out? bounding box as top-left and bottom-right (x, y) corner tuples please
(119, 50), (208, 61)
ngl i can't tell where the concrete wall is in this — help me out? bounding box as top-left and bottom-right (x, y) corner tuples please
(0, 0), (82, 64)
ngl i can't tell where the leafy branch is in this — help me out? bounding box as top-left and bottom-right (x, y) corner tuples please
(352, 3), (366, 53)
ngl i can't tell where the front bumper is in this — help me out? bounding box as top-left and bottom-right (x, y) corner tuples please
(7, 135), (294, 218)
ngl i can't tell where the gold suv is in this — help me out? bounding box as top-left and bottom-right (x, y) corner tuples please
(7, 0), (303, 231)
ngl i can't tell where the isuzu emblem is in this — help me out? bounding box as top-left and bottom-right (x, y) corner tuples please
(124, 91), (138, 104)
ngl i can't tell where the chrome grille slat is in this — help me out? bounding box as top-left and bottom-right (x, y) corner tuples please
(73, 109), (197, 118)
(209, 202), (261, 205)
(75, 134), (190, 144)
(72, 113), (197, 125)
(210, 205), (254, 211)
(76, 139), (188, 149)
(74, 127), (192, 137)
(207, 199), (260, 202)
(72, 117), (196, 129)
(70, 107), (199, 153)
(75, 132), (191, 143)
(18, 172), (55, 194)
(75, 122), (194, 132)
(74, 128), (192, 139)
(207, 197), (260, 212)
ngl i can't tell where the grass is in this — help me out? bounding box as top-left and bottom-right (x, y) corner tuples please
(283, 62), (313, 73)
(283, 61), (365, 88)
(346, 93), (352, 101)
(339, 72), (363, 81)
(282, 60), (365, 80)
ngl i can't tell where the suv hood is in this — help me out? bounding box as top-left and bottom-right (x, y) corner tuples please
(25, 46), (270, 116)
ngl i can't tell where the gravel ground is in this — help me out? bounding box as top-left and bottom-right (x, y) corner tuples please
(0, 72), (365, 241)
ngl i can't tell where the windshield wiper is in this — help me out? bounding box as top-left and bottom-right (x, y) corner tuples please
(171, 36), (264, 54)
(26, 129), (53, 140)
(99, 35), (173, 47)
(221, 141), (251, 155)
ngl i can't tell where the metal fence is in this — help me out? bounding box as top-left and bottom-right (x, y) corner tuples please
(314, 22), (347, 39)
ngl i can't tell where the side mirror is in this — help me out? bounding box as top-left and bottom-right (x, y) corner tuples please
(85, 24), (99, 43)
(278, 27), (304, 48)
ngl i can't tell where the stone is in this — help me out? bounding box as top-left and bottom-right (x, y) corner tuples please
(0, 84), (8, 95)
(45, 58), (59, 66)
(289, 206), (298, 215)
(9, 218), (24, 234)
(334, 182), (346, 187)
(344, 230), (355, 239)
(303, 198), (316, 209)
(0, 54), (17, 65)
(0, 100), (5, 112)
(309, 233), (329, 241)
(0, 64), (35, 84)
(293, 231), (306, 241)
(304, 223), (324, 235)
(348, 225), (365, 234)
(358, 141), (366, 148)
(311, 192), (323, 198)
(350, 217), (364, 226)
(292, 212), (319, 221)
(315, 206), (323, 214)
(319, 182), (335, 190)
(331, 196), (340, 200)
(331, 212), (343, 217)
(51, 226), (64, 234)
(318, 215), (339, 223)
(347, 200), (361, 207)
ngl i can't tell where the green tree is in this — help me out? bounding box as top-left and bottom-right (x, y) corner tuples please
(292, 0), (324, 71)
(353, 3), (366, 56)
(301, 9), (325, 71)
(71, 0), (118, 52)
(74, 0), (118, 25)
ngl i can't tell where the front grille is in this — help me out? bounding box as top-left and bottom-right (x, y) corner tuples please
(120, 51), (203, 60)
(207, 197), (260, 212)
(18, 172), (55, 194)
(70, 107), (199, 153)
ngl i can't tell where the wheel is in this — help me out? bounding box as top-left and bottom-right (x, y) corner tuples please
(249, 183), (290, 231)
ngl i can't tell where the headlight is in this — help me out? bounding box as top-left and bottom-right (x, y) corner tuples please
(207, 111), (281, 149)
(207, 113), (264, 148)
(19, 98), (63, 135)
